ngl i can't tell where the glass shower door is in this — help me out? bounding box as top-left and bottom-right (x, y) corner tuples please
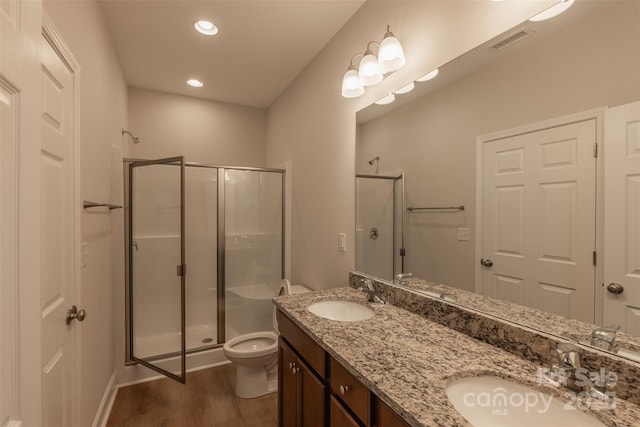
(223, 169), (283, 341)
(129, 156), (186, 383)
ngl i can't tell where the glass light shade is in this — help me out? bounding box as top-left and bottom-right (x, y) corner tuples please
(378, 35), (406, 74)
(341, 68), (364, 98)
(395, 82), (415, 95)
(374, 93), (395, 105)
(416, 68), (439, 82)
(529, 0), (574, 22)
(359, 53), (383, 86)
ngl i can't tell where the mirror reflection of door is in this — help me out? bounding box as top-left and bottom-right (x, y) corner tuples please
(604, 101), (640, 334)
(480, 117), (597, 323)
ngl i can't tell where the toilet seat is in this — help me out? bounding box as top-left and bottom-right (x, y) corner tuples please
(223, 331), (278, 359)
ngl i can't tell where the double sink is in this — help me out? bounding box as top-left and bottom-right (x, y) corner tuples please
(305, 299), (607, 427)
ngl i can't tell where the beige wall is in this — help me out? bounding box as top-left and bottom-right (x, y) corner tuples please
(266, 0), (555, 290)
(43, 1), (128, 425)
(356, 2), (640, 291)
(127, 87), (267, 166)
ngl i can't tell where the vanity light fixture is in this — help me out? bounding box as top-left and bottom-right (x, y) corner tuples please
(374, 93), (395, 105)
(359, 44), (384, 86)
(378, 25), (406, 74)
(416, 68), (439, 82)
(341, 54), (365, 98)
(340, 25), (406, 98)
(194, 20), (219, 35)
(187, 79), (204, 88)
(529, 0), (574, 22)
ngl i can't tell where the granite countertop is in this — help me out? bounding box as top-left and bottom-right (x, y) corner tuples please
(274, 287), (640, 427)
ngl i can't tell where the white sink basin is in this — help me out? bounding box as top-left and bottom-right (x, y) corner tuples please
(446, 376), (606, 426)
(307, 300), (374, 322)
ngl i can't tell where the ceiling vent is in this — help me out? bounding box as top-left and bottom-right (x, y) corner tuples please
(489, 28), (536, 51)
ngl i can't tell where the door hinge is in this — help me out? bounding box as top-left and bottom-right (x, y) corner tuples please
(593, 251), (597, 266)
(177, 264), (187, 277)
(593, 143), (598, 158)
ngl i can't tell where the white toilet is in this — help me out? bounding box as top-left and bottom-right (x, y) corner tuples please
(223, 279), (309, 399)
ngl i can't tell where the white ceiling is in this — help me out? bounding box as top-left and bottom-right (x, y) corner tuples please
(100, 0), (364, 109)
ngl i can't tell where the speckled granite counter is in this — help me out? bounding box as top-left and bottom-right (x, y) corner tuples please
(274, 287), (640, 427)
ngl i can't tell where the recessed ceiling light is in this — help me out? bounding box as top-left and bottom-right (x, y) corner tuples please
(187, 79), (204, 88)
(416, 68), (439, 82)
(529, 0), (574, 22)
(194, 20), (219, 36)
(395, 82), (415, 95)
(375, 93), (395, 105)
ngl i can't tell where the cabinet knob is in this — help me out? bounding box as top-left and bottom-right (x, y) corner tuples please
(288, 362), (294, 370)
(339, 385), (350, 395)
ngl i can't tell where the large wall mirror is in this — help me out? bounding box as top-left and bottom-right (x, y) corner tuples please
(355, 0), (640, 355)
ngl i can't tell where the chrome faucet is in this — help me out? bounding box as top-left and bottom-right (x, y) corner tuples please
(548, 342), (616, 405)
(394, 272), (412, 286)
(590, 325), (620, 353)
(546, 342), (582, 386)
(358, 279), (385, 304)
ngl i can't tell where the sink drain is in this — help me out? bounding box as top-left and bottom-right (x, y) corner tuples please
(201, 337), (214, 344)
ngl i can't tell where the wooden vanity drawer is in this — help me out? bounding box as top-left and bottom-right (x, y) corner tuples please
(330, 357), (371, 425)
(277, 310), (325, 377)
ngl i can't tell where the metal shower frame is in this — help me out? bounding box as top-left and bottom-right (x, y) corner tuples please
(124, 158), (286, 382)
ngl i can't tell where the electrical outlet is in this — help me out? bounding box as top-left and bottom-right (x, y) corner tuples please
(457, 228), (470, 242)
(338, 233), (347, 253)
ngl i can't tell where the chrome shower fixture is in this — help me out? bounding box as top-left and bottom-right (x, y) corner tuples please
(122, 128), (141, 144)
(368, 156), (380, 165)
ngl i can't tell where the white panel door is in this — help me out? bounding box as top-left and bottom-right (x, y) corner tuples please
(1, 0), (42, 424)
(40, 34), (78, 427)
(604, 101), (640, 334)
(482, 120), (597, 322)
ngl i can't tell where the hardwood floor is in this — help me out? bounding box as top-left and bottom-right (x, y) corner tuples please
(106, 363), (278, 427)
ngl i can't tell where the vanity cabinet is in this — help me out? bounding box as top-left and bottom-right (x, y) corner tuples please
(277, 310), (409, 427)
(279, 338), (326, 427)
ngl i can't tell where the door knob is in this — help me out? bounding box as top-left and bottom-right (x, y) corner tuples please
(480, 259), (493, 268)
(66, 305), (87, 325)
(607, 283), (624, 295)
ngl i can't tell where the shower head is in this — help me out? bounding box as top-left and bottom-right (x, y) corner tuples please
(368, 156), (380, 165)
(122, 128), (141, 144)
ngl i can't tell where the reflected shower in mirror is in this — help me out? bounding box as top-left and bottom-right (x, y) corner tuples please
(355, 0), (640, 353)
(355, 172), (405, 281)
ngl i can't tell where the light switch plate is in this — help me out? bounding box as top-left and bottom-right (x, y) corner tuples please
(457, 227), (470, 242)
(338, 233), (347, 253)
(81, 241), (89, 268)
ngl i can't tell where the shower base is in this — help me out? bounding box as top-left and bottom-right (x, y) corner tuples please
(133, 323), (219, 359)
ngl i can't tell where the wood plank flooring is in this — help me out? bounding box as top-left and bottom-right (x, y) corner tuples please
(106, 363), (277, 427)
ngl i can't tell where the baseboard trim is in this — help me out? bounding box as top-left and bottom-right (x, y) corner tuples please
(92, 370), (118, 427)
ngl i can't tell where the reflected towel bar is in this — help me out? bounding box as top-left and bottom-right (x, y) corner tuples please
(83, 201), (123, 210)
(407, 205), (464, 212)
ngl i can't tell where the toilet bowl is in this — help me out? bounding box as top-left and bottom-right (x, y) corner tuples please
(223, 280), (309, 399)
(223, 331), (279, 399)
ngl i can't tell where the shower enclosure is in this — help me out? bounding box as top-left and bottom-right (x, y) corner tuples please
(355, 173), (405, 281)
(125, 157), (284, 382)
